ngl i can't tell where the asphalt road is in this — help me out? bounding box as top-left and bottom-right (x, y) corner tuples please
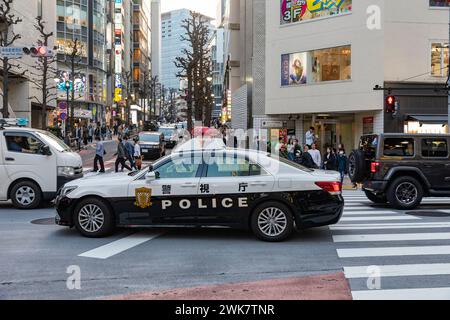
(1, 190), (450, 299)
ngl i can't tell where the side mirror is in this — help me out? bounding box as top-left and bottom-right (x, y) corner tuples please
(145, 171), (156, 183)
(41, 145), (52, 156)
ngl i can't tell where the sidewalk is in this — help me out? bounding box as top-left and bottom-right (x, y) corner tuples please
(342, 176), (361, 191)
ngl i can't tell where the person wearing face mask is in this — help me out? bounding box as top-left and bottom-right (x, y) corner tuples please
(337, 148), (348, 184)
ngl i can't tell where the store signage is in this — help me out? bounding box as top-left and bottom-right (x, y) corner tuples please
(281, 0), (352, 25)
(363, 117), (374, 135)
(74, 109), (93, 119)
(262, 121), (284, 128)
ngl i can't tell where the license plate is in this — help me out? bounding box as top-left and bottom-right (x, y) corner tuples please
(142, 149), (148, 153)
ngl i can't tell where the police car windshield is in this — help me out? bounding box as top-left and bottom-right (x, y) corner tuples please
(36, 131), (71, 152)
(159, 128), (174, 136)
(140, 134), (160, 143)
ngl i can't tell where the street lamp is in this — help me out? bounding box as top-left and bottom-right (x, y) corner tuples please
(206, 76), (213, 82)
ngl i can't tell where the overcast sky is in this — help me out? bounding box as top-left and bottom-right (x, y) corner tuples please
(161, 0), (217, 19)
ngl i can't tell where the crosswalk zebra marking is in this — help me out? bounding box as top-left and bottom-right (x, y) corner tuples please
(330, 222), (450, 230)
(344, 263), (450, 278)
(351, 287), (450, 300)
(337, 245), (450, 258)
(333, 232), (450, 243)
(339, 216), (420, 222)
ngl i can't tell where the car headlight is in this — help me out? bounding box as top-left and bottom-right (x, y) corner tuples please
(58, 166), (75, 176)
(60, 186), (78, 197)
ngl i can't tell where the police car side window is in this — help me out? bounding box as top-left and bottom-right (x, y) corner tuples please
(206, 157), (265, 177)
(155, 159), (200, 179)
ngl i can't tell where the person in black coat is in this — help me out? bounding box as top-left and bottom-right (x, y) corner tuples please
(323, 147), (337, 170)
(299, 145), (317, 169)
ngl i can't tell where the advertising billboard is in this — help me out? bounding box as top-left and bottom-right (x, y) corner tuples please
(281, 52), (308, 86)
(280, 0), (352, 25)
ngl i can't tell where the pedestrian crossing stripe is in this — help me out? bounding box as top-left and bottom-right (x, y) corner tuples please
(339, 216), (420, 222)
(337, 245), (450, 258)
(330, 222), (450, 230)
(342, 211), (404, 216)
(333, 232), (450, 243)
(351, 287), (450, 300)
(344, 263), (450, 278)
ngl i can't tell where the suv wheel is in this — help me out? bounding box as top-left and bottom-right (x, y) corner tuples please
(10, 181), (42, 210)
(251, 202), (294, 242)
(387, 177), (423, 210)
(348, 150), (368, 183)
(74, 198), (115, 237)
(364, 190), (387, 204)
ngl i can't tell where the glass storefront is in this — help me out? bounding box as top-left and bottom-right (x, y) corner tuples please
(281, 45), (351, 86)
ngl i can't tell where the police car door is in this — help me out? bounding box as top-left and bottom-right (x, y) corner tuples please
(127, 153), (202, 225)
(198, 151), (275, 225)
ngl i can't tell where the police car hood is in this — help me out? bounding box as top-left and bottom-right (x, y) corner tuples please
(66, 172), (134, 187)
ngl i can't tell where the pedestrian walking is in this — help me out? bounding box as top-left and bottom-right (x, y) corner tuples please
(101, 124), (107, 141)
(337, 148), (348, 185)
(93, 136), (105, 173)
(308, 143), (322, 169)
(133, 137), (142, 170)
(94, 122), (101, 140)
(123, 135), (136, 170)
(82, 125), (88, 147)
(279, 144), (289, 159)
(323, 147), (337, 170)
(88, 125), (93, 144)
(299, 145), (317, 169)
(115, 137), (132, 172)
(305, 127), (315, 148)
(287, 138), (295, 161)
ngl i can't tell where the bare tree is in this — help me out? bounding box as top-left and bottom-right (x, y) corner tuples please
(0, 0), (23, 118)
(175, 11), (212, 130)
(27, 16), (57, 129)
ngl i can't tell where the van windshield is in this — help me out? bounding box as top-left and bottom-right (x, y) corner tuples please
(36, 131), (71, 152)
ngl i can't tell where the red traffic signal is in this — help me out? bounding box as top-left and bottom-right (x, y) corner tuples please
(22, 46), (53, 58)
(386, 95), (396, 113)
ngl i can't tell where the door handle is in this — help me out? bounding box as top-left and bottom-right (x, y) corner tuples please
(5, 157), (14, 161)
(250, 182), (267, 186)
(181, 183), (197, 188)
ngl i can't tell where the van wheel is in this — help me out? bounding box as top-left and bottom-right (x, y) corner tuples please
(10, 181), (42, 210)
(387, 177), (423, 210)
(74, 198), (115, 238)
(364, 190), (387, 204)
(251, 202), (294, 242)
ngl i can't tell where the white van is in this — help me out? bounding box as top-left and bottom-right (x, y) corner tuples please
(0, 124), (83, 209)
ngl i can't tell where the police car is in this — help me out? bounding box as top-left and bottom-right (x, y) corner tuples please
(55, 147), (344, 242)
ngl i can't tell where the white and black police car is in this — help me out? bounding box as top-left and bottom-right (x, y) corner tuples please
(55, 146), (344, 242)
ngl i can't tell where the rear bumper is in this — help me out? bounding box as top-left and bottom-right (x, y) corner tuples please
(141, 148), (161, 158)
(295, 193), (344, 229)
(362, 180), (388, 193)
(165, 141), (176, 148)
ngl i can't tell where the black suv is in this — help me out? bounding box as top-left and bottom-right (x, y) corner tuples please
(348, 134), (450, 210)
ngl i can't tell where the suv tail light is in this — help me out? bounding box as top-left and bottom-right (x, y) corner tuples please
(315, 181), (342, 195)
(371, 161), (380, 173)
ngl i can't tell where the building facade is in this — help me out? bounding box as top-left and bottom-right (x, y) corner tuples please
(151, 0), (161, 79)
(0, 0), (57, 128)
(56, 0), (109, 127)
(264, 0), (449, 151)
(161, 9), (214, 91)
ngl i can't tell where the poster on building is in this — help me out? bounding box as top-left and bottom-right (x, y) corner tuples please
(363, 117), (374, 135)
(56, 71), (86, 100)
(281, 52), (307, 86)
(281, 0), (352, 25)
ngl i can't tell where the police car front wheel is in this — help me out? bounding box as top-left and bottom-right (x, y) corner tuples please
(74, 198), (115, 237)
(251, 202), (294, 242)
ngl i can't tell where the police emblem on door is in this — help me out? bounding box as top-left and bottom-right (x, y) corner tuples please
(134, 187), (153, 209)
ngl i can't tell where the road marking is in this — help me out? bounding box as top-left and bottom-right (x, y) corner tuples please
(343, 211), (400, 216)
(78, 231), (162, 259)
(344, 263), (450, 278)
(330, 222), (450, 230)
(351, 287), (450, 300)
(333, 232), (450, 243)
(339, 216), (420, 222)
(337, 245), (450, 258)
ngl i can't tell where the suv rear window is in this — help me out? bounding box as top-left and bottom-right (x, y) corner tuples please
(359, 135), (379, 158)
(422, 138), (448, 158)
(383, 138), (415, 157)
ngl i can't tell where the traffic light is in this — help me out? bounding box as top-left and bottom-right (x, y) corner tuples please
(22, 46), (54, 58)
(386, 95), (396, 113)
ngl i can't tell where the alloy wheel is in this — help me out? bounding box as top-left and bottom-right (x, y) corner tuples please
(395, 182), (418, 205)
(78, 204), (105, 233)
(257, 207), (288, 237)
(15, 186), (36, 206)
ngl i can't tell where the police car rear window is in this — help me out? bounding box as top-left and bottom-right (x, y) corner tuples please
(277, 157), (313, 172)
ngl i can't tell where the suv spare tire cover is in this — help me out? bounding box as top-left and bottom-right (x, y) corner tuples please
(348, 150), (367, 183)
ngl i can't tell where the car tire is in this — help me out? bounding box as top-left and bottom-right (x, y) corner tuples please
(10, 181), (42, 210)
(74, 198), (115, 238)
(386, 176), (423, 210)
(251, 202), (294, 242)
(348, 150), (367, 183)
(364, 190), (388, 204)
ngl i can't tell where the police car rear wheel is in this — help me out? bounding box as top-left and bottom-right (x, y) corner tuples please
(251, 202), (294, 242)
(74, 198), (115, 237)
